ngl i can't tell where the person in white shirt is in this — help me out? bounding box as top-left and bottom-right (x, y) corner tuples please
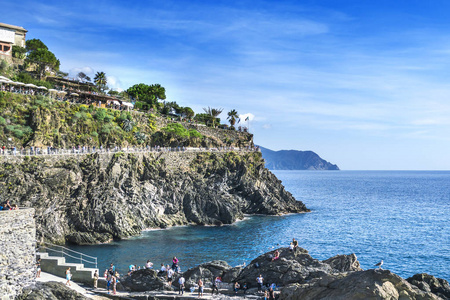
(167, 267), (175, 287)
(178, 275), (185, 294)
(145, 260), (153, 269)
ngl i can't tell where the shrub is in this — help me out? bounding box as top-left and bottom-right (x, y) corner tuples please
(0, 116), (5, 125)
(94, 109), (106, 121)
(13, 129), (24, 138)
(104, 114), (114, 123)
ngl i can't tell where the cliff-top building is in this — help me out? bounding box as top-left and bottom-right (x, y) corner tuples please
(0, 22), (27, 58)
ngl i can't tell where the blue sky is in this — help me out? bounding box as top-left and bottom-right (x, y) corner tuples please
(3, 0), (450, 170)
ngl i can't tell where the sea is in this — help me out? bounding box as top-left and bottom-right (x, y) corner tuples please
(68, 170), (450, 281)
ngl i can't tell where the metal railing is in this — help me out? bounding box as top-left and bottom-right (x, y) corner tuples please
(39, 242), (97, 269)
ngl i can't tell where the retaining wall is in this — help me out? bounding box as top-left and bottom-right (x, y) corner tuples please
(0, 208), (36, 300)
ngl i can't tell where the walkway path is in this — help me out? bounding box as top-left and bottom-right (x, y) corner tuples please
(36, 272), (108, 299)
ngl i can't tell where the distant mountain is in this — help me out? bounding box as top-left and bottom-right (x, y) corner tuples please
(258, 146), (339, 170)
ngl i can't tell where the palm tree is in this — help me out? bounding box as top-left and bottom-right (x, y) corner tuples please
(94, 71), (107, 93)
(227, 109), (239, 127)
(203, 107), (223, 127)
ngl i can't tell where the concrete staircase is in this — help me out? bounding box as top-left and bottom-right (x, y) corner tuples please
(37, 252), (98, 286)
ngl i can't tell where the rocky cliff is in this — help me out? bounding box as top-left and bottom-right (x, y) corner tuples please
(259, 146), (339, 170)
(0, 151), (309, 245)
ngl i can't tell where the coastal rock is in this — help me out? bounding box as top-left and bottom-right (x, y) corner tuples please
(407, 273), (450, 299)
(0, 151), (309, 244)
(322, 253), (363, 272)
(16, 281), (88, 300)
(121, 269), (167, 292)
(175, 260), (232, 289)
(280, 269), (441, 300)
(235, 247), (333, 288)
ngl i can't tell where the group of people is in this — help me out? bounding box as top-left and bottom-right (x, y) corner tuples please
(0, 199), (18, 210)
(88, 238), (302, 298)
(102, 263), (120, 295)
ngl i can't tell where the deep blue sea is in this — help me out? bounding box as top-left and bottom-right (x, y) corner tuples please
(68, 171), (450, 280)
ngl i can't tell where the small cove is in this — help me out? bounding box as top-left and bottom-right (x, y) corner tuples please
(68, 170), (450, 281)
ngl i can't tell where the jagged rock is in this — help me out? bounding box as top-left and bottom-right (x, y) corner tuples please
(322, 253), (363, 272)
(407, 273), (450, 299)
(176, 260), (232, 289)
(121, 269), (167, 292)
(16, 281), (88, 300)
(0, 151), (309, 244)
(235, 247), (333, 288)
(280, 269), (442, 300)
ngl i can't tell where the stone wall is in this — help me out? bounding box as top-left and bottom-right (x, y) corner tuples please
(0, 208), (36, 300)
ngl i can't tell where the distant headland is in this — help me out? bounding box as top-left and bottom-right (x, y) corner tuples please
(259, 146), (339, 170)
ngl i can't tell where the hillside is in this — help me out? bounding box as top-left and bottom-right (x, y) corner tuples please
(0, 92), (310, 245)
(0, 92), (253, 149)
(259, 146), (339, 170)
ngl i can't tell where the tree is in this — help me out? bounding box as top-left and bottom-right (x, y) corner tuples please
(126, 83), (166, 109)
(26, 48), (60, 80)
(77, 72), (87, 82)
(182, 107), (195, 119)
(94, 71), (107, 93)
(25, 39), (60, 80)
(12, 45), (26, 59)
(203, 107), (223, 127)
(227, 109), (239, 127)
(25, 39), (48, 53)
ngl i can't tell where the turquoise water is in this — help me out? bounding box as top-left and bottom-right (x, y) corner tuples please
(69, 171), (450, 280)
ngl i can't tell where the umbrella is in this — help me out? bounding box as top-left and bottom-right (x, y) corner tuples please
(48, 89), (58, 93)
(58, 91), (67, 94)
(15, 82), (25, 86)
(25, 83), (37, 88)
(37, 86), (48, 90)
(70, 93), (79, 96)
(0, 76), (9, 81)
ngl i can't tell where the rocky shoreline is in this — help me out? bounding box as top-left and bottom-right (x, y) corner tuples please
(0, 150), (309, 245)
(19, 247), (450, 299)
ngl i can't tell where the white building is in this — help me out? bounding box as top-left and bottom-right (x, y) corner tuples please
(0, 23), (27, 58)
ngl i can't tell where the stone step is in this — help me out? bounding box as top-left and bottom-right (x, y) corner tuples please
(37, 252), (98, 285)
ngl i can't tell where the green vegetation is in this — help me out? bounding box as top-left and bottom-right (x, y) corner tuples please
(94, 71), (107, 92)
(25, 39), (60, 80)
(153, 123), (203, 147)
(126, 83), (166, 110)
(203, 107), (223, 127)
(12, 45), (26, 59)
(227, 109), (239, 129)
(0, 92), (254, 149)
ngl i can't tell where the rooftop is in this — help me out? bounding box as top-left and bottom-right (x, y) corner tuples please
(0, 22), (28, 33)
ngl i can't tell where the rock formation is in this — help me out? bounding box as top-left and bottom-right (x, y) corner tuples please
(0, 151), (309, 245)
(16, 282), (89, 300)
(120, 247), (449, 300)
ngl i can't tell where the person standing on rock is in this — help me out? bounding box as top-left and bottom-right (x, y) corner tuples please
(257, 274), (264, 293)
(93, 270), (99, 288)
(211, 276), (219, 294)
(198, 278), (204, 297)
(167, 267), (174, 287)
(292, 238), (299, 251)
(269, 286), (275, 300)
(178, 275), (185, 295)
(172, 256), (179, 273)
